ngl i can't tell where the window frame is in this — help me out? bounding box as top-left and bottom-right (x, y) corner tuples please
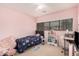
(36, 18), (73, 31)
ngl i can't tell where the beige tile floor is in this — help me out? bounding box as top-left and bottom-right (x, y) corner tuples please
(15, 44), (64, 56)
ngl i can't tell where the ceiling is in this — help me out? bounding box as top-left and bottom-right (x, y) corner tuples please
(0, 3), (78, 17)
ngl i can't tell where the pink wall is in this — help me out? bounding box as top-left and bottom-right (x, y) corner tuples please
(36, 6), (78, 47)
(0, 7), (36, 38)
(78, 5), (79, 32)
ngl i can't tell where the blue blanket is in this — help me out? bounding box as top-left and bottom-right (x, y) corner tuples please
(15, 36), (42, 53)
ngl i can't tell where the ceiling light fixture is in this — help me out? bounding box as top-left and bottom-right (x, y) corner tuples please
(34, 3), (46, 10)
(37, 4), (45, 9)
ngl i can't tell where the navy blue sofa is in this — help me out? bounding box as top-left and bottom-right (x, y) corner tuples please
(15, 36), (42, 53)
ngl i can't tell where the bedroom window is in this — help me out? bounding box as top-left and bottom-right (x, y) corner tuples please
(50, 20), (60, 30)
(44, 22), (50, 30)
(37, 18), (73, 31)
(37, 23), (44, 31)
(60, 18), (73, 31)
